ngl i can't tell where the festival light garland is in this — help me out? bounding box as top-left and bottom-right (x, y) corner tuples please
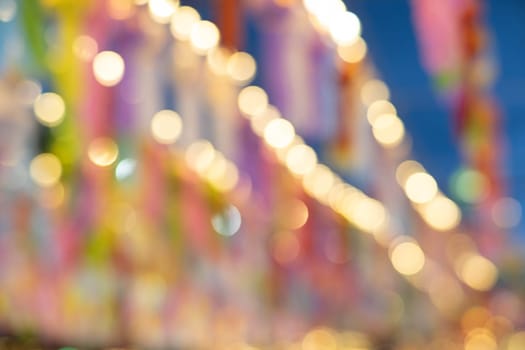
(301, 0), (463, 232)
(137, 0), (502, 312)
(13, 0), (522, 347)
(16, 17), (503, 350)
(296, 0), (501, 293)
(25, 0), (495, 300)
(294, 1), (520, 346)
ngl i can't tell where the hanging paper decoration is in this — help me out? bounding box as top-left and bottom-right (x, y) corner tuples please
(0, 0), (524, 348)
(411, 0), (508, 256)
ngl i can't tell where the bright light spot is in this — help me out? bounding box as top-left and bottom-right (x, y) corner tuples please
(329, 11), (361, 46)
(451, 167), (488, 203)
(303, 0), (321, 13)
(88, 137), (119, 167)
(203, 153), (239, 192)
(420, 196), (461, 231)
(404, 172), (438, 204)
(15, 80), (42, 105)
(185, 140), (216, 174)
(334, 187), (363, 215)
(170, 6), (200, 40)
(204, 153), (227, 182)
(185, 143), (238, 191)
(203, 156), (239, 192)
(0, 0), (16, 22)
(93, 51), (125, 87)
(302, 164), (335, 201)
(212, 205), (241, 237)
(395, 160), (424, 186)
(190, 20), (220, 54)
(33, 92), (66, 127)
(464, 328), (497, 350)
(507, 332), (525, 350)
(372, 113), (405, 148)
(250, 105), (280, 136)
(313, 175), (342, 206)
(367, 99), (396, 126)
(263, 118), (296, 149)
(302, 328), (338, 350)
(30, 153), (62, 188)
(491, 197), (522, 229)
(305, 0), (346, 29)
(206, 47), (231, 76)
(273, 136), (303, 163)
(212, 162), (239, 192)
(285, 144), (318, 176)
(337, 37), (367, 64)
(148, 0), (179, 24)
(271, 231), (300, 265)
(115, 158), (136, 181)
(150, 109), (183, 144)
(238, 86), (268, 117)
(351, 198), (387, 233)
(283, 199), (309, 230)
(227, 51), (257, 84)
(389, 239), (425, 276)
(270, 137), (292, 162)
(73, 35), (98, 62)
(327, 183), (348, 210)
(361, 79), (390, 106)
(458, 253), (498, 291)
(303, 0), (325, 14)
